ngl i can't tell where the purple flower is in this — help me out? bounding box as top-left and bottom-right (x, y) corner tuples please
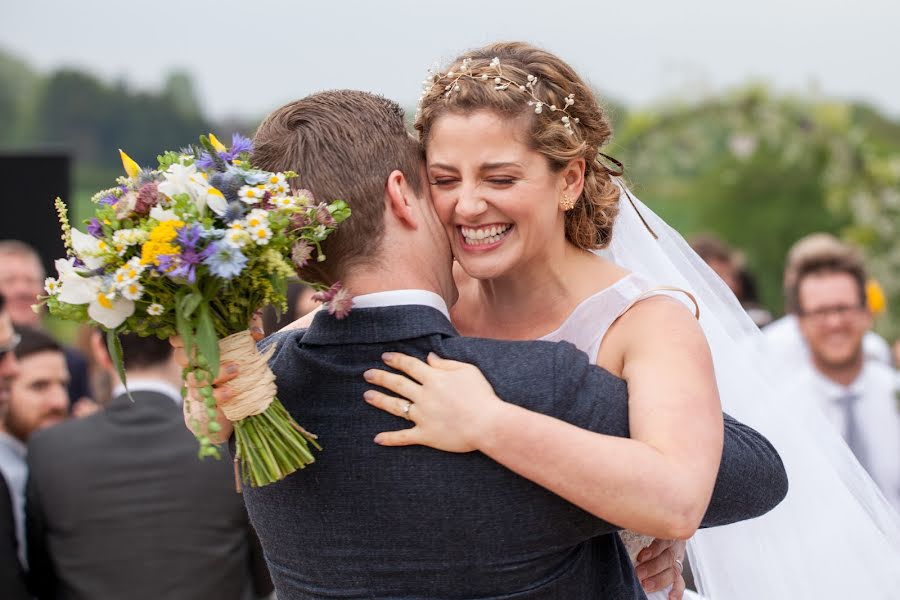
(176, 223), (203, 249)
(195, 152), (215, 169)
(224, 133), (252, 158)
(203, 242), (247, 279)
(158, 224), (214, 284)
(87, 218), (103, 238)
(98, 194), (117, 206)
(196, 134), (253, 168)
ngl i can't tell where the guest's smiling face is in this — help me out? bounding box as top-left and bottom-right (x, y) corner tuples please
(425, 110), (570, 281)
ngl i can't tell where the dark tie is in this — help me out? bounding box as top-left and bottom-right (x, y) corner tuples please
(837, 392), (870, 474)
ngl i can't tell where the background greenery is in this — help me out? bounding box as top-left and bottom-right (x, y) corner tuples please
(2, 47), (898, 340)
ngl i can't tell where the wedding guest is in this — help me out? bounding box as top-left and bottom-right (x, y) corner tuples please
(690, 234), (772, 327)
(0, 240), (93, 410)
(0, 293), (30, 599)
(0, 327), (69, 568)
(764, 234), (892, 368)
(25, 332), (272, 600)
(786, 247), (900, 510)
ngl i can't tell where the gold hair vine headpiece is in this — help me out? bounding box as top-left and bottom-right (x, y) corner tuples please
(418, 57), (580, 135)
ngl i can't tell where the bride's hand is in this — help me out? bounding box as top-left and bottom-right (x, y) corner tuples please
(363, 352), (505, 452)
(636, 538), (687, 599)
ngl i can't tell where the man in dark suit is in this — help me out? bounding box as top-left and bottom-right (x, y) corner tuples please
(187, 91), (787, 599)
(0, 293), (29, 599)
(25, 332), (272, 600)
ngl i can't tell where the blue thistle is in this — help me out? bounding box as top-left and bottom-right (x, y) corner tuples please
(222, 201), (246, 223)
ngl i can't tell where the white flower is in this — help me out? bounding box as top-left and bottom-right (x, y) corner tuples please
(265, 172), (286, 189)
(70, 228), (108, 270)
(225, 228), (250, 249)
(113, 260), (143, 289)
(112, 229), (148, 248)
(273, 196), (295, 209)
(245, 209), (269, 229)
(44, 277), (60, 295)
(148, 205), (178, 223)
(158, 163), (212, 214)
(57, 273), (134, 329)
(121, 281), (144, 301)
(206, 187), (228, 216)
(238, 185), (266, 204)
(250, 224), (273, 245)
(147, 303), (165, 316)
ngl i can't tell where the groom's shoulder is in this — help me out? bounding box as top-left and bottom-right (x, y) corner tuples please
(442, 335), (622, 392)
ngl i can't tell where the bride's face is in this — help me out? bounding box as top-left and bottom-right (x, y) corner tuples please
(425, 110), (568, 281)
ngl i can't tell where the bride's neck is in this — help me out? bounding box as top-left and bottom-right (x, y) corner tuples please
(453, 244), (611, 339)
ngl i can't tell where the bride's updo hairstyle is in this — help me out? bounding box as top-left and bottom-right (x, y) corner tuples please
(415, 41), (621, 249)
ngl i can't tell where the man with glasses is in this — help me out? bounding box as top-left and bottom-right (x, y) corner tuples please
(788, 246), (900, 511)
(0, 293), (29, 599)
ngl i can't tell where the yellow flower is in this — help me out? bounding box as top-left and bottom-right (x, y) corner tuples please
(208, 133), (227, 153)
(140, 220), (184, 266)
(867, 279), (886, 315)
(119, 149), (141, 179)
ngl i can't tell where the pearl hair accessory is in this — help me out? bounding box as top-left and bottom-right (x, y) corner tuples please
(418, 56), (580, 135)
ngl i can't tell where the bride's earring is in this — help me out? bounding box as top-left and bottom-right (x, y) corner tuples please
(559, 193), (576, 211)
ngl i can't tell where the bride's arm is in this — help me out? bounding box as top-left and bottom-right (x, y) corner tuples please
(365, 298), (723, 540)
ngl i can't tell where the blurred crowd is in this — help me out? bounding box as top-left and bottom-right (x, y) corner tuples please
(0, 231), (898, 598)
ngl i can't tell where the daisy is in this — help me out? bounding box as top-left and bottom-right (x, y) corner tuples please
(251, 224), (273, 245)
(121, 281), (144, 301)
(246, 209), (269, 229)
(238, 185), (266, 204)
(147, 303), (165, 316)
(44, 277), (60, 295)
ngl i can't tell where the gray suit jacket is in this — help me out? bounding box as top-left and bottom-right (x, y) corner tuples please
(25, 389), (273, 600)
(244, 305), (787, 599)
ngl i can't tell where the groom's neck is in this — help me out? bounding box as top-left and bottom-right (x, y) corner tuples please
(343, 266), (454, 307)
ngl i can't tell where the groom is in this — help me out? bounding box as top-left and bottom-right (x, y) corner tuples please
(191, 91), (787, 599)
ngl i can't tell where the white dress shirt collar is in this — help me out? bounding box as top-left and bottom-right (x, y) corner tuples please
(112, 379), (183, 406)
(351, 289), (451, 321)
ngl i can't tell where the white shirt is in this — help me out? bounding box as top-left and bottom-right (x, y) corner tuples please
(111, 379), (183, 405)
(0, 431), (27, 567)
(351, 289), (451, 321)
(788, 361), (900, 512)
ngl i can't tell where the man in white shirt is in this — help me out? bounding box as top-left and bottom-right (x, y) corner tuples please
(0, 327), (69, 567)
(764, 233), (893, 374)
(787, 246), (900, 511)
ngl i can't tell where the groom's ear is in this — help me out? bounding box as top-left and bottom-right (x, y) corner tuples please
(384, 169), (420, 231)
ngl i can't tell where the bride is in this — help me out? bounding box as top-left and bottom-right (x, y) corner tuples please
(363, 42), (900, 599)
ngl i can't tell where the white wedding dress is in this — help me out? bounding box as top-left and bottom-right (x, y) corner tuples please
(561, 185), (900, 599)
(540, 272), (681, 600)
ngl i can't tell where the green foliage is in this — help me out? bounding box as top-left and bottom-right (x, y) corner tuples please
(614, 87), (900, 337)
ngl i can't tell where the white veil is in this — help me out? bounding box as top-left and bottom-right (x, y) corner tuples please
(599, 184), (900, 599)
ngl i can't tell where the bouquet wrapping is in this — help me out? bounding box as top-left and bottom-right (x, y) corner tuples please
(42, 134), (350, 487)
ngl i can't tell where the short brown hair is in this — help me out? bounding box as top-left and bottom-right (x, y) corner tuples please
(415, 41), (620, 249)
(789, 248), (868, 315)
(252, 91), (424, 284)
(690, 234), (735, 265)
(14, 326), (62, 361)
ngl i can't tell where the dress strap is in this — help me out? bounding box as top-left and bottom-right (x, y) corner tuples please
(616, 286), (700, 321)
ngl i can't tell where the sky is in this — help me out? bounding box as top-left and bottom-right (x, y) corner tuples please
(2, 0), (897, 120)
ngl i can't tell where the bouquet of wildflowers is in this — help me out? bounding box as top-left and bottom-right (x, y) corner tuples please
(42, 134), (351, 487)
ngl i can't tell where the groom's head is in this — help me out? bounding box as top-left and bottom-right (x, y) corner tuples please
(252, 91), (453, 296)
